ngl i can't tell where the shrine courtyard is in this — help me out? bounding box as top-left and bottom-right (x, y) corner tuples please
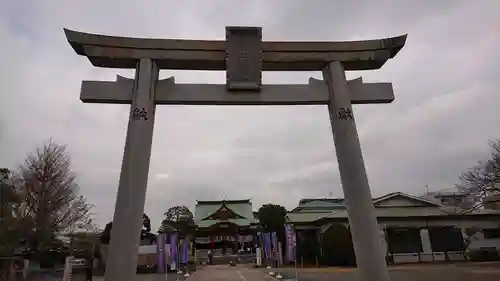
(267, 262), (500, 281)
(78, 262), (500, 281)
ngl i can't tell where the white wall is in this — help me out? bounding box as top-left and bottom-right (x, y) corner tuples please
(379, 218), (499, 229)
(466, 231), (500, 251)
(469, 238), (500, 250)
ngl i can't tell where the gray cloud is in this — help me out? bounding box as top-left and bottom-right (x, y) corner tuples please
(1, 0), (499, 229)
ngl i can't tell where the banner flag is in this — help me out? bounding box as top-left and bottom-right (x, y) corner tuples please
(181, 236), (190, 264)
(284, 224), (297, 262)
(156, 234), (167, 273)
(169, 232), (179, 269)
(271, 232), (278, 260)
(264, 232), (272, 262)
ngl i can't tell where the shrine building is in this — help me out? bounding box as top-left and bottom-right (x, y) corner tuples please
(194, 199), (259, 254)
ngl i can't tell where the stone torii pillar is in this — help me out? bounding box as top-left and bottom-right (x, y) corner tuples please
(64, 27), (406, 281)
(323, 61), (389, 280)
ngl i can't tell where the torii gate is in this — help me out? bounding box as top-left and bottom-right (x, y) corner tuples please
(64, 27), (406, 281)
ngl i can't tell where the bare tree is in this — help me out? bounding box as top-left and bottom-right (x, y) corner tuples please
(456, 139), (500, 213)
(11, 139), (93, 249)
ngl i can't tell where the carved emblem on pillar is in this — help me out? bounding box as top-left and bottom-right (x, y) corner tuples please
(132, 107), (148, 121)
(337, 108), (354, 121)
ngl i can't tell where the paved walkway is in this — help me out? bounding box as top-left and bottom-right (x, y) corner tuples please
(270, 262), (500, 281)
(188, 265), (276, 281)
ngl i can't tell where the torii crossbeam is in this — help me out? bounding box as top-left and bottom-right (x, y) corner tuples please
(80, 76), (394, 105)
(65, 26), (406, 281)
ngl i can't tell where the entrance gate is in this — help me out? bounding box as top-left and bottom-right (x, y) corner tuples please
(64, 26), (406, 281)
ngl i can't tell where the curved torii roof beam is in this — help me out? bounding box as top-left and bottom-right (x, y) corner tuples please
(64, 29), (407, 71)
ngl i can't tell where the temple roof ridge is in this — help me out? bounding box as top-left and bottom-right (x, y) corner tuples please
(196, 199), (251, 205)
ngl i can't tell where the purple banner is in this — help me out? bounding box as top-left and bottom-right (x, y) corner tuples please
(181, 236), (189, 264)
(271, 232), (278, 260)
(165, 244), (171, 265)
(257, 232), (265, 258)
(169, 232), (179, 268)
(264, 232), (272, 261)
(285, 224), (296, 262)
(284, 225), (289, 261)
(156, 234), (166, 273)
(284, 224), (291, 262)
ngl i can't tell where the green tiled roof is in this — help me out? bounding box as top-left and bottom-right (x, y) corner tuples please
(286, 212), (329, 223)
(298, 199), (345, 207)
(286, 192), (500, 224)
(290, 199), (346, 213)
(196, 219), (255, 228)
(194, 199), (258, 228)
(287, 207), (500, 223)
(323, 207), (451, 219)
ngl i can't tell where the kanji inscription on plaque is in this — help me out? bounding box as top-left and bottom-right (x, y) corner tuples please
(226, 26), (262, 91)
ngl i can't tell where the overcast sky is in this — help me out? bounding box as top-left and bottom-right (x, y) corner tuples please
(1, 0), (500, 230)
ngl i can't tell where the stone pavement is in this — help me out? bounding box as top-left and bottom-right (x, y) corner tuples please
(188, 265), (276, 281)
(87, 265), (274, 281)
(59, 262), (500, 281)
(262, 262), (500, 281)
(79, 272), (184, 281)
